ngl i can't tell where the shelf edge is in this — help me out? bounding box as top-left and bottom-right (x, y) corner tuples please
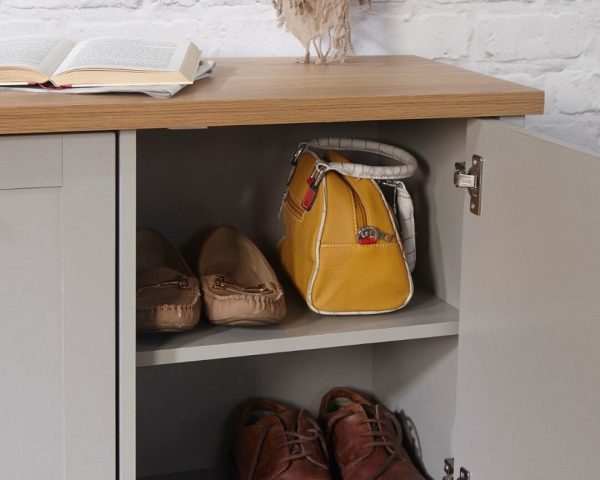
(136, 320), (459, 367)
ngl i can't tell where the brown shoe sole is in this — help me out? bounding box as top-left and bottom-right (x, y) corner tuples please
(136, 302), (201, 333)
(137, 324), (198, 333)
(208, 315), (280, 327)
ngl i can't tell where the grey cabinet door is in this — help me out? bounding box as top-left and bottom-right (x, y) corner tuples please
(453, 119), (600, 478)
(0, 134), (116, 480)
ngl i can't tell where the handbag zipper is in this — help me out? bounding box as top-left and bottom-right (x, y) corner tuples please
(287, 195), (305, 218)
(282, 165), (393, 245)
(344, 178), (394, 245)
(279, 191), (305, 220)
(349, 182), (367, 229)
(340, 176), (368, 230)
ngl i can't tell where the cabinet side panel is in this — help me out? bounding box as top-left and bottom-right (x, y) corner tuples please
(63, 133), (116, 480)
(379, 119), (466, 308)
(373, 337), (458, 477)
(0, 187), (64, 480)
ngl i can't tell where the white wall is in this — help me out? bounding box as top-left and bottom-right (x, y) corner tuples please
(1, 0), (598, 152)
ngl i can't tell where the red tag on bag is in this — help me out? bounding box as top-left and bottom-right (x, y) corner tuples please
(358, 236), (377, 245)
(302, 177), (318, 210)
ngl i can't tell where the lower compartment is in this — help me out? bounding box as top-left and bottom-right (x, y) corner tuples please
(137, 337), (458, 478)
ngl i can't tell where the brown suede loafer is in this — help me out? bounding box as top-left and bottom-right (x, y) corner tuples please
(320, 387), (425, 480)
(136, 228), (201, 332)
(198, 225), (286, 326)
(233, 398), (332, 480)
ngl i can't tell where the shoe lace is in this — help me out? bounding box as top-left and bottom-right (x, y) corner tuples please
(276, 417), (329, 466)
(327, 407), (405, 480)
(247, 417), (328, 479)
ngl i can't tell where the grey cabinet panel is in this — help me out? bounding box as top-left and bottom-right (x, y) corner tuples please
(0, 187), (64, 480)
(62, 133), (116, 480)
(0, 133), (116, 480)
(0, 135), (62, 189)
(454, 119), (600, 478)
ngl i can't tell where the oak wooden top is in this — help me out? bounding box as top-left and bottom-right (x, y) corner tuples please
(0, 56), (544, 135)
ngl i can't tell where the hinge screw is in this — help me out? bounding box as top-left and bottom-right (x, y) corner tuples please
(459, 467), (472, 480)
(443, 458), (454, 480)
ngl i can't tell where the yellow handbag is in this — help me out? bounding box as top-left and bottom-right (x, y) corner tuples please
(277, 138), (418, 315)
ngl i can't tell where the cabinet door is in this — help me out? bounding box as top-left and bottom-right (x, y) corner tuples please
(453, 119), (600, 478)
(0, 134), (116, 480)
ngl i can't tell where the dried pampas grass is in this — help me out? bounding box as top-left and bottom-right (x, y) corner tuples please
(273, 0), (371, 64)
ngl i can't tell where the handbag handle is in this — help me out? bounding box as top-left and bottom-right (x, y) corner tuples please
(304, 137), (418, 180)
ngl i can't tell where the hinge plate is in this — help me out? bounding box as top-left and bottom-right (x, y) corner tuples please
(443, 458), (454, 480)
(443, 458), (471, 480)
(454, 155), (483, 215)
(459, 467), (472, 480)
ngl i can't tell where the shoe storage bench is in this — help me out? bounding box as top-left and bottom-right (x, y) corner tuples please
(2, 56), (600, 480)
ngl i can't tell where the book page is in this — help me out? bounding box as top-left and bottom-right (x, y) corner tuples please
(55, 38), (190, 74)
(0, 60), (215, 98)
(0, 36), (75, 77)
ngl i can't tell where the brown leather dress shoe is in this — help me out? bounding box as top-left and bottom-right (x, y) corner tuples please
(136, 228), (201, 332)
(233, 398), (332, 480)
(320, 388), (425, 480)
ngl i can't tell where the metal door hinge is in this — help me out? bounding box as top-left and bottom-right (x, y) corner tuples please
(443, 458), (471, 480)
(454, 155), (483, 215)
(443, 458), (454, 480)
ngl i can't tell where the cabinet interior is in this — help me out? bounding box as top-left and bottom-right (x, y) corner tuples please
(133, 119), (467, 478)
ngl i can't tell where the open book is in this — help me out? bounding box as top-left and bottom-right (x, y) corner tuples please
(0, 36), (202, 87)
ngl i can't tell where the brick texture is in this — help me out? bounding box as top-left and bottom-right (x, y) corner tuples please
(1, 0), (598, 152)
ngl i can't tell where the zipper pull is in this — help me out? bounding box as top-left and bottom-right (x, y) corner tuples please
(302, 163), (328, 211)
(302, 177), (318, 210)
(287, 142), (308, 185)
(277, 191), (288, 219)
(357, 226), (394, 245)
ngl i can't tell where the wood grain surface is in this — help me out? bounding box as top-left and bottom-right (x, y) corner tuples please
(0, 56), (544, 134)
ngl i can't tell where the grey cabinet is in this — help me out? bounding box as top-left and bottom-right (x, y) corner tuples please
(124, 119), (600, 479)
(0, 133), (117, 480)
(3, 117), (599, 480)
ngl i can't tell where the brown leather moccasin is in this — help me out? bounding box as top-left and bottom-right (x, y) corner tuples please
(136, 228), (201, 332)
(198, 225), (286, 326)
(233, 398), (332, 480)
(320, 387), (425, 480)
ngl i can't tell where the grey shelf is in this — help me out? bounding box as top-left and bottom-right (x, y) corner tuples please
(136, 289), (459, 367)
(140, 468), (224, 480)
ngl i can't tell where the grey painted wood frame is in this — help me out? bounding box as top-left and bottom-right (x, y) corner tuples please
(0, 133), (116, 480)
(63, 133), (117, 480)
(118, 130), (137, 480)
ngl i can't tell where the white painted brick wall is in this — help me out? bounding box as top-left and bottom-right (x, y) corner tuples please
(1, 0), (599, 152)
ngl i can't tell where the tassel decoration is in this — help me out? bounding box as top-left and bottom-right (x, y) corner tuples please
(272, 0), (371, 64)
